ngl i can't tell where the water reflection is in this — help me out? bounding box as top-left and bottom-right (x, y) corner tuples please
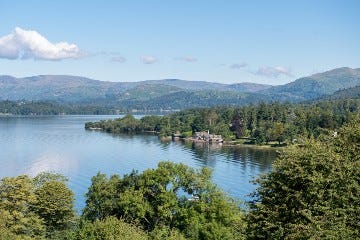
(182, 141), (277, 173)
(183, 142), (219, 168)
(222, 146), (277, 172)
(175, 141), (278, 202)
(0, 115), (277, 210)
(25, 151), (78, 177)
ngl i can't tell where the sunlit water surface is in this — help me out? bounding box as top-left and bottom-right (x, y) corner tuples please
(0, 115), (277, 211)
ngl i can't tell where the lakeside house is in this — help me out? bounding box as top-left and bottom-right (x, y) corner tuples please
(193, 131), (223, 143)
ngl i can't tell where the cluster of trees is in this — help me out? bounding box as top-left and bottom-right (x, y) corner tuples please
(86, 99), (360, 144)
(2, 114), (359, 239)
(81, 162), (245, 239)
(0, 173), (75, 239)
(246, 113), (360, 239)
(0, 164), (245, 240)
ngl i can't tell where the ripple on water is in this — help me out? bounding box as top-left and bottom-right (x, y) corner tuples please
(0, 116), (277, 210)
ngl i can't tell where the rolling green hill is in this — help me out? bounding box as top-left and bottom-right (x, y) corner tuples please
(262, 67), (360, 101)
(322, 85), (360, 99)
(1, 67), (359, 110)
(116, 90), (253, 110)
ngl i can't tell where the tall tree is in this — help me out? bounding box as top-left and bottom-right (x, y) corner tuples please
(0, 175), (45, 239)
(33, 172), (75, 237)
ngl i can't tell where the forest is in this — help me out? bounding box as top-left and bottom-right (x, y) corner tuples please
(1, 114), (359, 239)
(0, 100), (119, 115)
(85, 98), (360, 145)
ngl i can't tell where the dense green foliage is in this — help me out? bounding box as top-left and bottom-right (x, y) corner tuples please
(82, 162), (245, 240)
(86, 99), (360, 144)
(32, 173), (75, 238)
(246, 114), (360, 239)
(0, 164), (246, 239)
(0, 173), (75, 239)
(69, 217), (148, 240)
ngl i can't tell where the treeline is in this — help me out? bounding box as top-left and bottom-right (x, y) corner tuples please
(0, 100), (118, 115)
(86, 99), (360, 145)
(1, 115), (359, 239)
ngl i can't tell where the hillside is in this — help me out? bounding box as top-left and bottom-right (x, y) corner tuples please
(0, 67), (359, 109)
(141, 79), (272, 92)
(0, 75), (125, 103)
(323, 85), (360, 99)
(116, 90), (256, 110)
(0, 75), (269, 103)
(262, 67), (360, 101)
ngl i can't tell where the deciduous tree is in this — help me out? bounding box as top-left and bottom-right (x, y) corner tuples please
(247, 115), (360, 239)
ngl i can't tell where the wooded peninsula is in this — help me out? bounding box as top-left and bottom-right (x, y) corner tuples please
(85, 99), (360, 146)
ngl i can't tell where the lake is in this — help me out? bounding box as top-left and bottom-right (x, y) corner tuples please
(0, 115), (277, 211)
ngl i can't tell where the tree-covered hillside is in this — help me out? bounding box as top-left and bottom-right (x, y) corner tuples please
(0, 100), (118, 115)
(261, 67), (360, 101)
(319, 85), (360, 100)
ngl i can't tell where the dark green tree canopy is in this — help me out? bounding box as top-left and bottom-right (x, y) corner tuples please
(82, 161), (246, 240)
(247, 114), (360, 239)
(0, 172), (76, 239)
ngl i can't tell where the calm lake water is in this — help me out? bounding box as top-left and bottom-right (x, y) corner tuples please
(0, 115), (277, 211)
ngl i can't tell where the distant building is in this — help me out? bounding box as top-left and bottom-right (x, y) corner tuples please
(193, 131), (223, 143)
(172, 133), (182, 140)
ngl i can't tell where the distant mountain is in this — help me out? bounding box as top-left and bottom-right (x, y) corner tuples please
(140, 79), (228, 91)
(139, 79), (272, 92)
(117, 90), (255, 110)
(0, 67), (359, 109)
(316, 85), (360, 100)
(116, 84), (182, 102)
(0, 75), (125, 102)
(262, 67), (360, 101)
(228, 82), (272, 92)
(0, 75), (270, 102)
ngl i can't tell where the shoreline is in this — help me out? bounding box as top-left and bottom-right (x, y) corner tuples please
(171, 135), (286, 148)
(85, 126), (287, 149)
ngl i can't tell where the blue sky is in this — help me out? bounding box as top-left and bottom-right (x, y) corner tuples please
(0, 0), (359, 85)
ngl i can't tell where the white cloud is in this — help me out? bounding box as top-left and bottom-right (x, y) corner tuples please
(230, 63), (247, 69)
(254, 66), (292, 78)
(175, 56), (197, 62)
(0, 27), (83, 60)
(141, 55), (157, 64)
